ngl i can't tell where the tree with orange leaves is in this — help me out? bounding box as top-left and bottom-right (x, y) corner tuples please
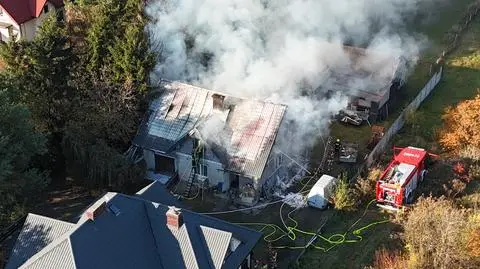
(440, 92), (480, 152)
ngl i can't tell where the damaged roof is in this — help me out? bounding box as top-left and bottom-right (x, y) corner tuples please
(133, 80), (287, 179)
(7, 193), (261, 269)
(324, 45), (405, 105)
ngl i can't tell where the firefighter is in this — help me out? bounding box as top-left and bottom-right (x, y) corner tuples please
(334, 138), (341, 154)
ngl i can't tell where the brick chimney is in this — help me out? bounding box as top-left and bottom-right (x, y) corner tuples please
(212, 94), (225, 110)
(85, 201), (107, 221)
(166, 206), (183, 229)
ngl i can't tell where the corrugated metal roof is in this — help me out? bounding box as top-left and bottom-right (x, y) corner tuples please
(10, 193), (261, 269)
(133, 80), (287, 179)
(21, 239), (75, 269)
(5, 213), (74, 269)
(168, 224), (199, 269)
(200, 226), (232, 269)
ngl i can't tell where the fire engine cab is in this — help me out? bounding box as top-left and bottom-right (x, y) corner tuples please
(376, 146), (430, 210)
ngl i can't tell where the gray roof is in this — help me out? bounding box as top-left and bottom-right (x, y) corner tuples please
(133, 80), (287, 179)
(135, 181), (182, 207)
(9, 193), (261, 269)
(5, 214), (74, 269)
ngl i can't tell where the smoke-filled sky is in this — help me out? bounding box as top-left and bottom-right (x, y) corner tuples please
(145, 0), (444, 157)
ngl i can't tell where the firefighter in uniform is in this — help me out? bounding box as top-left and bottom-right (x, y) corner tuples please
(334, 138), (341, 154)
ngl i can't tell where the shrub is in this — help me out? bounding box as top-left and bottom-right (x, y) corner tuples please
(332, 176), (357, 211)
(467, 228), (480, 258)
(355, 168), (382, 203)
(440, 93), (480, 152)
(372, 248), (408, 269)
(443, 178), (467, 198)
(459, 145), (480, 162)
(468, 163), (480, 180)
(404, 196), (475, 268)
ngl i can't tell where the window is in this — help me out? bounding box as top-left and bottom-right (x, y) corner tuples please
(195, 164), (207, 177)
(0, 8), (3, 16)
(7, 25), (13, 38)
(43, 5), (49, 13)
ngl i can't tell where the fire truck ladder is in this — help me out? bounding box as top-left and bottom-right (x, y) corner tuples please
(182, 167), (196, 198)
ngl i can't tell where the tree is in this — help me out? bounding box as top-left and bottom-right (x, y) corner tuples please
(0, 15), (73, 133)
(440, 92), (480, 152)
(61, 0), (154, 187)
(0, 90), (48, 227)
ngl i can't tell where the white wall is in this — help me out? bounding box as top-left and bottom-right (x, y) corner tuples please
(0, 2), (59, 42)
(23, 2), (57, 41)
(0, 8), (20, 42)
(176, 152), (226, 189)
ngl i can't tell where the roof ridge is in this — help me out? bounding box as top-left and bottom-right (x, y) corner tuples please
(160, 79), (288, 107)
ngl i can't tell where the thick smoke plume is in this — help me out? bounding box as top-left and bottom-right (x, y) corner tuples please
(145, 0), (443, 158)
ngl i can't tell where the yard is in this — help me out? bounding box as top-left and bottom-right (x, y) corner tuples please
(330, 0), (479, 156)
(297, 1), (480, 268)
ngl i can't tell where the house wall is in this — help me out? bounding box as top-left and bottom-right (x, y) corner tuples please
(143, 149), (155, 170)
(0, 8), (20, 42)
(257, 147), (289, 197)
(176, 152), (227, 190)
(0, 2), (59, 42)
(22, 2), (58, 41)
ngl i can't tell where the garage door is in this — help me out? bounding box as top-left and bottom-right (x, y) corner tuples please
(155, 154), (175, 173)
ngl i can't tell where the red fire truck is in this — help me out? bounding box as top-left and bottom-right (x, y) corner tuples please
(376, 146), (435, 209)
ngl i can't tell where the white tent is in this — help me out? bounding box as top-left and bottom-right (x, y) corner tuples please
(307, 174), (337, 209)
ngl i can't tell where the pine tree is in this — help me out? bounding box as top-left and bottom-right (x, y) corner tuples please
(0, 90), (48, 227)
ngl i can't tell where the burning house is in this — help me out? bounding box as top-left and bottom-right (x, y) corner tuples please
(329, 45), (408, 124)
(127, 80), (296, 206)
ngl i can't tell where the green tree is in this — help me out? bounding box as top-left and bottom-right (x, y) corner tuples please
(0, 15), (73, 133)
(61, 0), (153, 187)
(0, 90), (48, 227)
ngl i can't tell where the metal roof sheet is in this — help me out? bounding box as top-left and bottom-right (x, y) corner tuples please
(20, 239), (75, 269)
(5, 213), (74, 269)
(133, 80), (287, 179)
(10, 193), (261, 269)
(136, 181), (182, 207)
(200, 226), (232, 269)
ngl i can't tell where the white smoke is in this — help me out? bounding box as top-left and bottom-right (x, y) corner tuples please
(145, 0), (443, 156)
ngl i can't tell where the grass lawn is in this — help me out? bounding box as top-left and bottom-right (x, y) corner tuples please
(330, 0), (478, 152)
(295, 209), (402, 269)
(393, 17), (480, 149)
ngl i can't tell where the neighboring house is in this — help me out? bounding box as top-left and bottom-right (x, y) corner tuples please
(0, 0), (64, 42)
(5, 185), (261, 269)
(127, 80), (296, 206)
(330, 45), (408, 122)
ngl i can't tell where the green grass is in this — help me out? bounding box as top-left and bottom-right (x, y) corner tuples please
(394, 18), (480, 149)
(327, 0), (478, 151)
(296, 209), (402, 269)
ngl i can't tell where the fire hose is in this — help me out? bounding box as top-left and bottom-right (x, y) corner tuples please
(236, 199), (389, 252)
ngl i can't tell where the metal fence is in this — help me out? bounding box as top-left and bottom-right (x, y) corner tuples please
(365, 66), (443, 167)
